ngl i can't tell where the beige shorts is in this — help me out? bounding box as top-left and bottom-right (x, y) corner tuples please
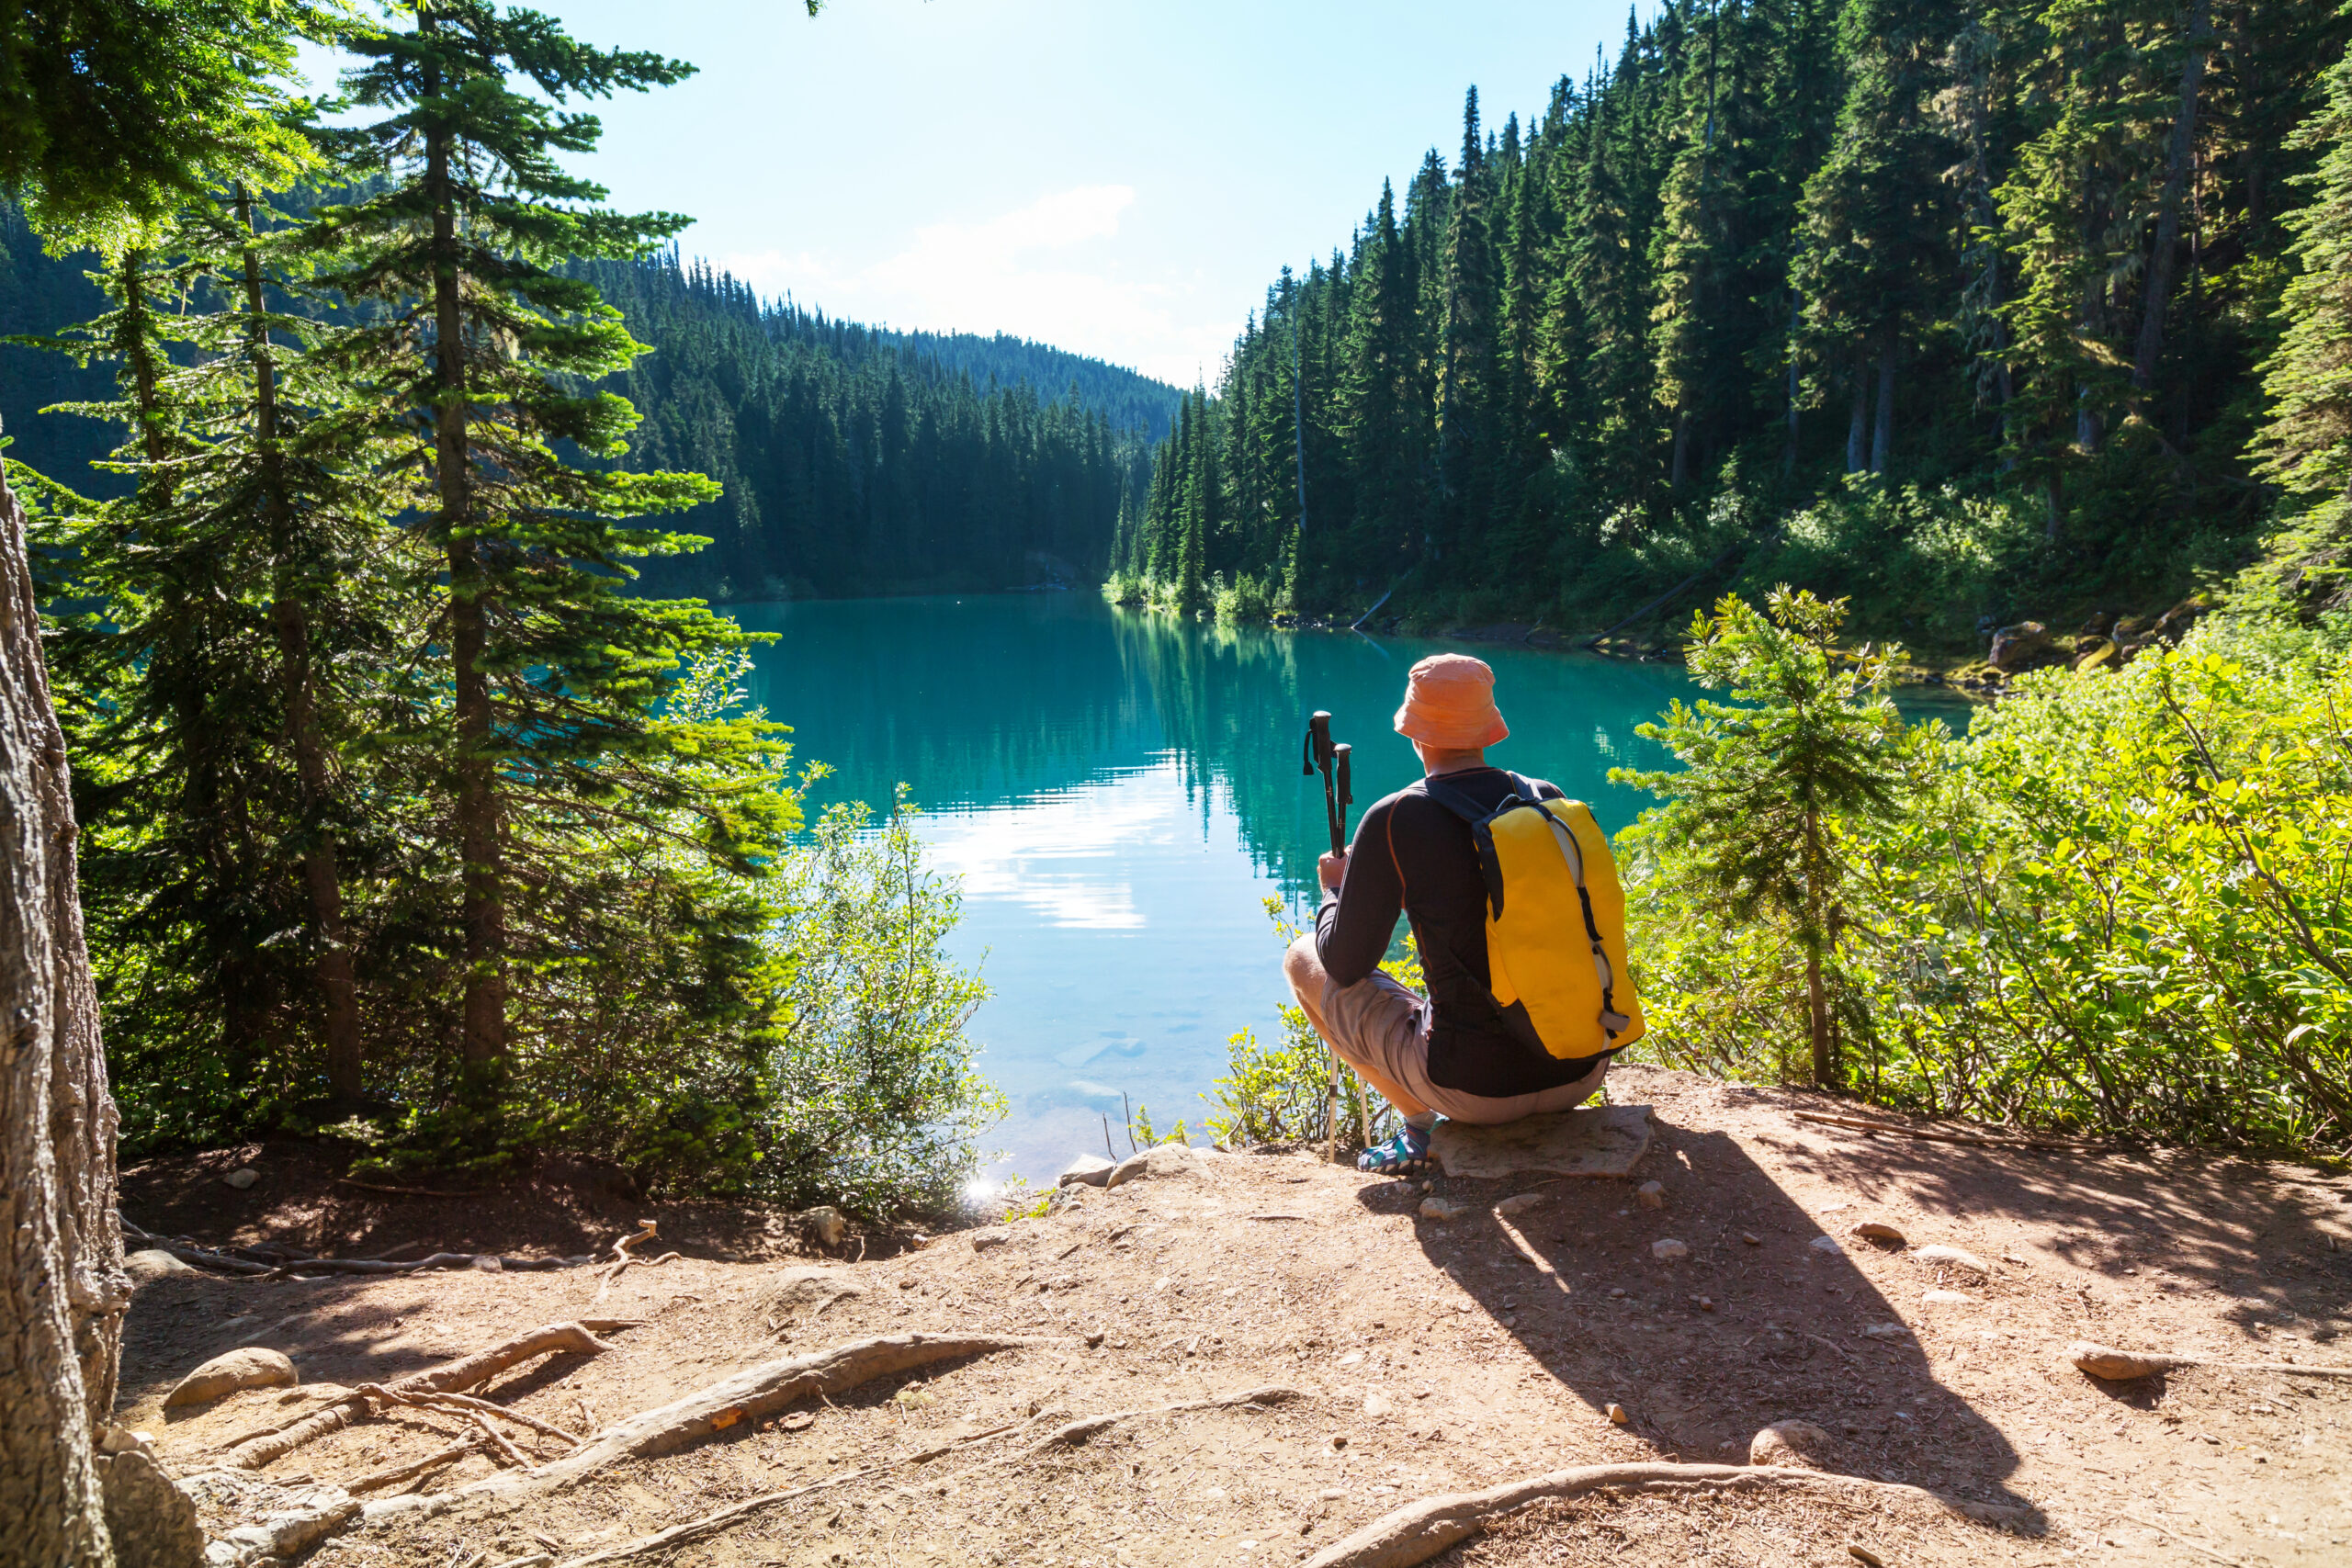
(1316, 964), (1610, 1125)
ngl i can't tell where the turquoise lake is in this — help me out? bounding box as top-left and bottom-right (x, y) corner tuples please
(729, 592), (1962, 1188)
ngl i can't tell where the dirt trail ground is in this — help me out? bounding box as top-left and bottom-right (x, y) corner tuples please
(119, 1066), (2352, 1567)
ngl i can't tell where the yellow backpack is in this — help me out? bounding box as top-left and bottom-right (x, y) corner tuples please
(1426, 774), (1645, 1062)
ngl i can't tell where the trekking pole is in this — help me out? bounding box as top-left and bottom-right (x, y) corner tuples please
(1301, 712), (1352, 854)
(1303, 712), (1355, 1159)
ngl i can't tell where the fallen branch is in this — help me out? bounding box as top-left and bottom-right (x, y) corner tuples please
(221, 1321), (627, 1470)
(1029, 1385), (1302, 1450)
(2069, 1341), (2352, 1382)
(158, 1243), (276, 1277)
(270, 1251), (582, 1279)
(1792, 1111), (2108, 1154)
(368, 1331), (1065, 1523)
(334, 1178), (482, 1199)
(594, 1222), (662, 1301)
(547, 1418), (1030, 1568)
(356, 1382), (540, 1469)
(1299, 1461), (2036, 1568)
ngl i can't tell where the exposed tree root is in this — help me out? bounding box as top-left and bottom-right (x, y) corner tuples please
(365, 1331), (1065, 1522)
(1297, 1461), (2037, 1568)
(334, 1178), (483, 1199)
(2070, 1340), (2352, 1381)
(262, 1252), (582, 1279)
(215, 1501), (365, 1565)
(1028, 1384), (1302, 1450)
(122, 1214), (580, 1277)
(220, 1321), (629, 1470)
(546, 1416), (1041, 1568)
(344, 1438), (485, 1496)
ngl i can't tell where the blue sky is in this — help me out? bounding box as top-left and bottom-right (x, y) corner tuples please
(428, 0), (1637, 387)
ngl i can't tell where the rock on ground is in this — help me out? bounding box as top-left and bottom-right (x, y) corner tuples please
(1143, 1143), (1199, 1179)
(760, 1266), (867, 1317)
(1430, 1103), (1652, 1180)
(125, 1249), (197, 1288)
(1059, 1154), (1115, 1187)
(1750, 1419), (1838, 1469)
(1914, 1244), (1991, 1277)
(164, 1348), (296, 1408)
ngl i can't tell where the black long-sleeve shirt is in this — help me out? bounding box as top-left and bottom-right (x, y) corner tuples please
(1315, 766), (1602, 1100)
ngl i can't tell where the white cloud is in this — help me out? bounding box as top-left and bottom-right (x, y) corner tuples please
(718, 186), (1232, 386)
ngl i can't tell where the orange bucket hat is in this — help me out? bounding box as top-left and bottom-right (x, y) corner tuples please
(1393, 653), (1509, 749)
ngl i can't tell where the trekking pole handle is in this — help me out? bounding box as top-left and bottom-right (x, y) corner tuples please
(1323, 743), (1354, 855)
(1305, 712), (1347, 855)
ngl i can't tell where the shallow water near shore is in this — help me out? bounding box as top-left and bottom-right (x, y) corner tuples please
(731, 592), (1965, 1187)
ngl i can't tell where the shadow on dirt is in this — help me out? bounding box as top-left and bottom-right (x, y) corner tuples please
(1352, 1111), (2046, 1525)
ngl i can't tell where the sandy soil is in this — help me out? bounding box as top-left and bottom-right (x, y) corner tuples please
(117, 1066), (2352, 1567)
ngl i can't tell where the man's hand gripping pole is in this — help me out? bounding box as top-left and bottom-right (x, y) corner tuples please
(1303, 712), (1354, 1157)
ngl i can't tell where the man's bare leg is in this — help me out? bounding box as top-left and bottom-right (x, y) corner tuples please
(1283, 935), (1431, 1117)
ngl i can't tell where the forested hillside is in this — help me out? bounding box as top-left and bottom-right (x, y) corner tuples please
(1, 215), (1169, 600)
(591, 255), (1165, 599)
(1117, 0), (2351, 649)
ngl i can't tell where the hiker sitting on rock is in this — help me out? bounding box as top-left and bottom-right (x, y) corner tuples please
(1284, 652), (1637, 1177)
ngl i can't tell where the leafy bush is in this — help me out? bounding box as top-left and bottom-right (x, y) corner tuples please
(1204, 900), (1403, 1150)
(1212, 571), (1274, 625)
(1623, 612), (2352, 1157)
(755, 790), (1002, 1216)
(1735, 478), (2041, 646)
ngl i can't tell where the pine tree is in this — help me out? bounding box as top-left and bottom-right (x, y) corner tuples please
(1436, 88), (1498, 557)
(317, 1), (796, 1134)
(1792, 0), (1960, 477)
(2247, 16), (2352, 609)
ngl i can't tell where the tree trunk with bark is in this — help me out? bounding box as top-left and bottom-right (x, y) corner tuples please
(1870, 334), (1895, 475)
(424, 38), (506, 1077)
(1845, 348), (1869, 474)
(235, 190), (365, 1100)
(2132, 0), (2214, 394)
(0, 435), (129, 1564)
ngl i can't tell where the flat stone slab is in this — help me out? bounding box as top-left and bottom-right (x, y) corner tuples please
(1430, 1103), (1653, 1180)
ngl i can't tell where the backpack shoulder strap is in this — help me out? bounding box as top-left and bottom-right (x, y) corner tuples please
(1419, 774), (1510, 920)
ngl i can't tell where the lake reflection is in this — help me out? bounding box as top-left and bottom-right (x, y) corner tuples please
(728, 593), (1805, 1182)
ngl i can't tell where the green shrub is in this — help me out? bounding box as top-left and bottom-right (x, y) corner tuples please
(1204, 900), (1404, 1150)
(1624, 615), (2352, 1158)
(754, 790), (1002, 1216)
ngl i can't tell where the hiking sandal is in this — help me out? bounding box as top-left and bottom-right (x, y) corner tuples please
(1357, 1122), (1432, 1176)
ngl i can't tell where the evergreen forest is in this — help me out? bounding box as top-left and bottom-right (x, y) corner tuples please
(0, 3), (1012, 1212)
(3, 209), (1171, 602)
(1114, 0), (2352, 649)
